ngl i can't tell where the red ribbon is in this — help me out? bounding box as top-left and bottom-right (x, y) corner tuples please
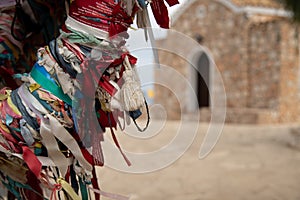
(3, 99), (22, 119)
(0, 142), (10, 150)
(69, 0), (133, 37)
(21, 144), (42, 178)
(109, 3), (133, 37)
(0, 123), (18, 145)
(24, 170), (44, 200)
(91, 132), (104, 166)
(99, 76), (117, 96)
(81, 61), (96, 98)
(50, 183), (62, 200)
(80, 53), (137, 98)
(108, 53), (137, 69)
(61, 39), (85, 62)
(80, 148), (101, 200)
(109, 126), (131, 166)
(165, 0), (179, 7)
(97, 109), (117, 129)
(151, 0), (170, 29)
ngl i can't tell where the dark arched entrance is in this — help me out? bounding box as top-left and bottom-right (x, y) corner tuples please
(197, 53), (210, 108)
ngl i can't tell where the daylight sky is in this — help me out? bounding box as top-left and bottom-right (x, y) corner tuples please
(127, 0), (187, 102)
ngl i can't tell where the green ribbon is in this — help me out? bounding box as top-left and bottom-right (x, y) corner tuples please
(2, 180), (21, 200)
(79, 177), (89, 200)
(30, 66), (73, 106)
(2, 176), (49, 200)
(59, 28), (103, 45)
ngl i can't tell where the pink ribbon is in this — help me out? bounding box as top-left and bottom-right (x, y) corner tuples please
(88, 186), (130, 200)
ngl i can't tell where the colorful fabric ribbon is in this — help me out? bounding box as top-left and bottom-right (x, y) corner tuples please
(0, 0), (180, 199)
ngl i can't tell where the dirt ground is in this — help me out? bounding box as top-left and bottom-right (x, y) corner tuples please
(97, 120), (300, 200)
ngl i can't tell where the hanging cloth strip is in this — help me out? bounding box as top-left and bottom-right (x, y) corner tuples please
(88, 186), (130, 200)
(149, 0), (179, 28)
(0, 152), (28, 184)
(165, 0), (179, 6)
(51, 178), (81, 200)
(48, 39), (78, 79)
(20, 143), (42, 178)
(67, 0), (133, 40)
(0, 1), (181, 199)
(18, 84), (92, 175)
(16, 86), (64, 178)
(6, 95), (22, 118)
(40, 121), (70, 177)
(150, 0), (170, 29)
(2, 175), (44, 200)
(0, 96), (42, 179)
(30, 63), (73, 106)
(10, 89), (40, 132)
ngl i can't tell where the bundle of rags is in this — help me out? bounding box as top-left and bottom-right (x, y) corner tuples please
(0, 0), (179, 199)
(0, 0), (67, 89)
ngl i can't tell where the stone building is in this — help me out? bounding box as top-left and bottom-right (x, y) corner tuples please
(155, 0), (300, 124)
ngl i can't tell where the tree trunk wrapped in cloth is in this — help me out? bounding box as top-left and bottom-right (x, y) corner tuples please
(0, 0), (179, 199)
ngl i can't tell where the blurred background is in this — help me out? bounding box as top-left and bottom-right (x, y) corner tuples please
(105, 0), (300, 200)
(1, 0), (300, 199)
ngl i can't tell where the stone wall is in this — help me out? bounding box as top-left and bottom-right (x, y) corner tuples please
(248, 21), (281, 109)
(155, 0), (300, 123)
(278, 21), (300, 123)
(170, 0), (250, 108)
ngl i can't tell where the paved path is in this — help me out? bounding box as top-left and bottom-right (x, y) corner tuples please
(98, 121), (300, 200)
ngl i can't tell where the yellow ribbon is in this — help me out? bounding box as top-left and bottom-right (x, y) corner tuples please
(29, 83), (41, 92)
(0, 94), (8, 101)
(7, 96), (22, 116)
(0, 121), (10, 133)
(0, 90), (11, 101)
(57, 178), (81, 200)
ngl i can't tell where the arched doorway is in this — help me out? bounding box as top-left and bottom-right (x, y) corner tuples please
(196, 52), (210, 108)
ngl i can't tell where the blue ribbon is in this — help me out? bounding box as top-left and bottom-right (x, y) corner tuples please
(137, 0), (147, 8)
(30, 63), (73, 106)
